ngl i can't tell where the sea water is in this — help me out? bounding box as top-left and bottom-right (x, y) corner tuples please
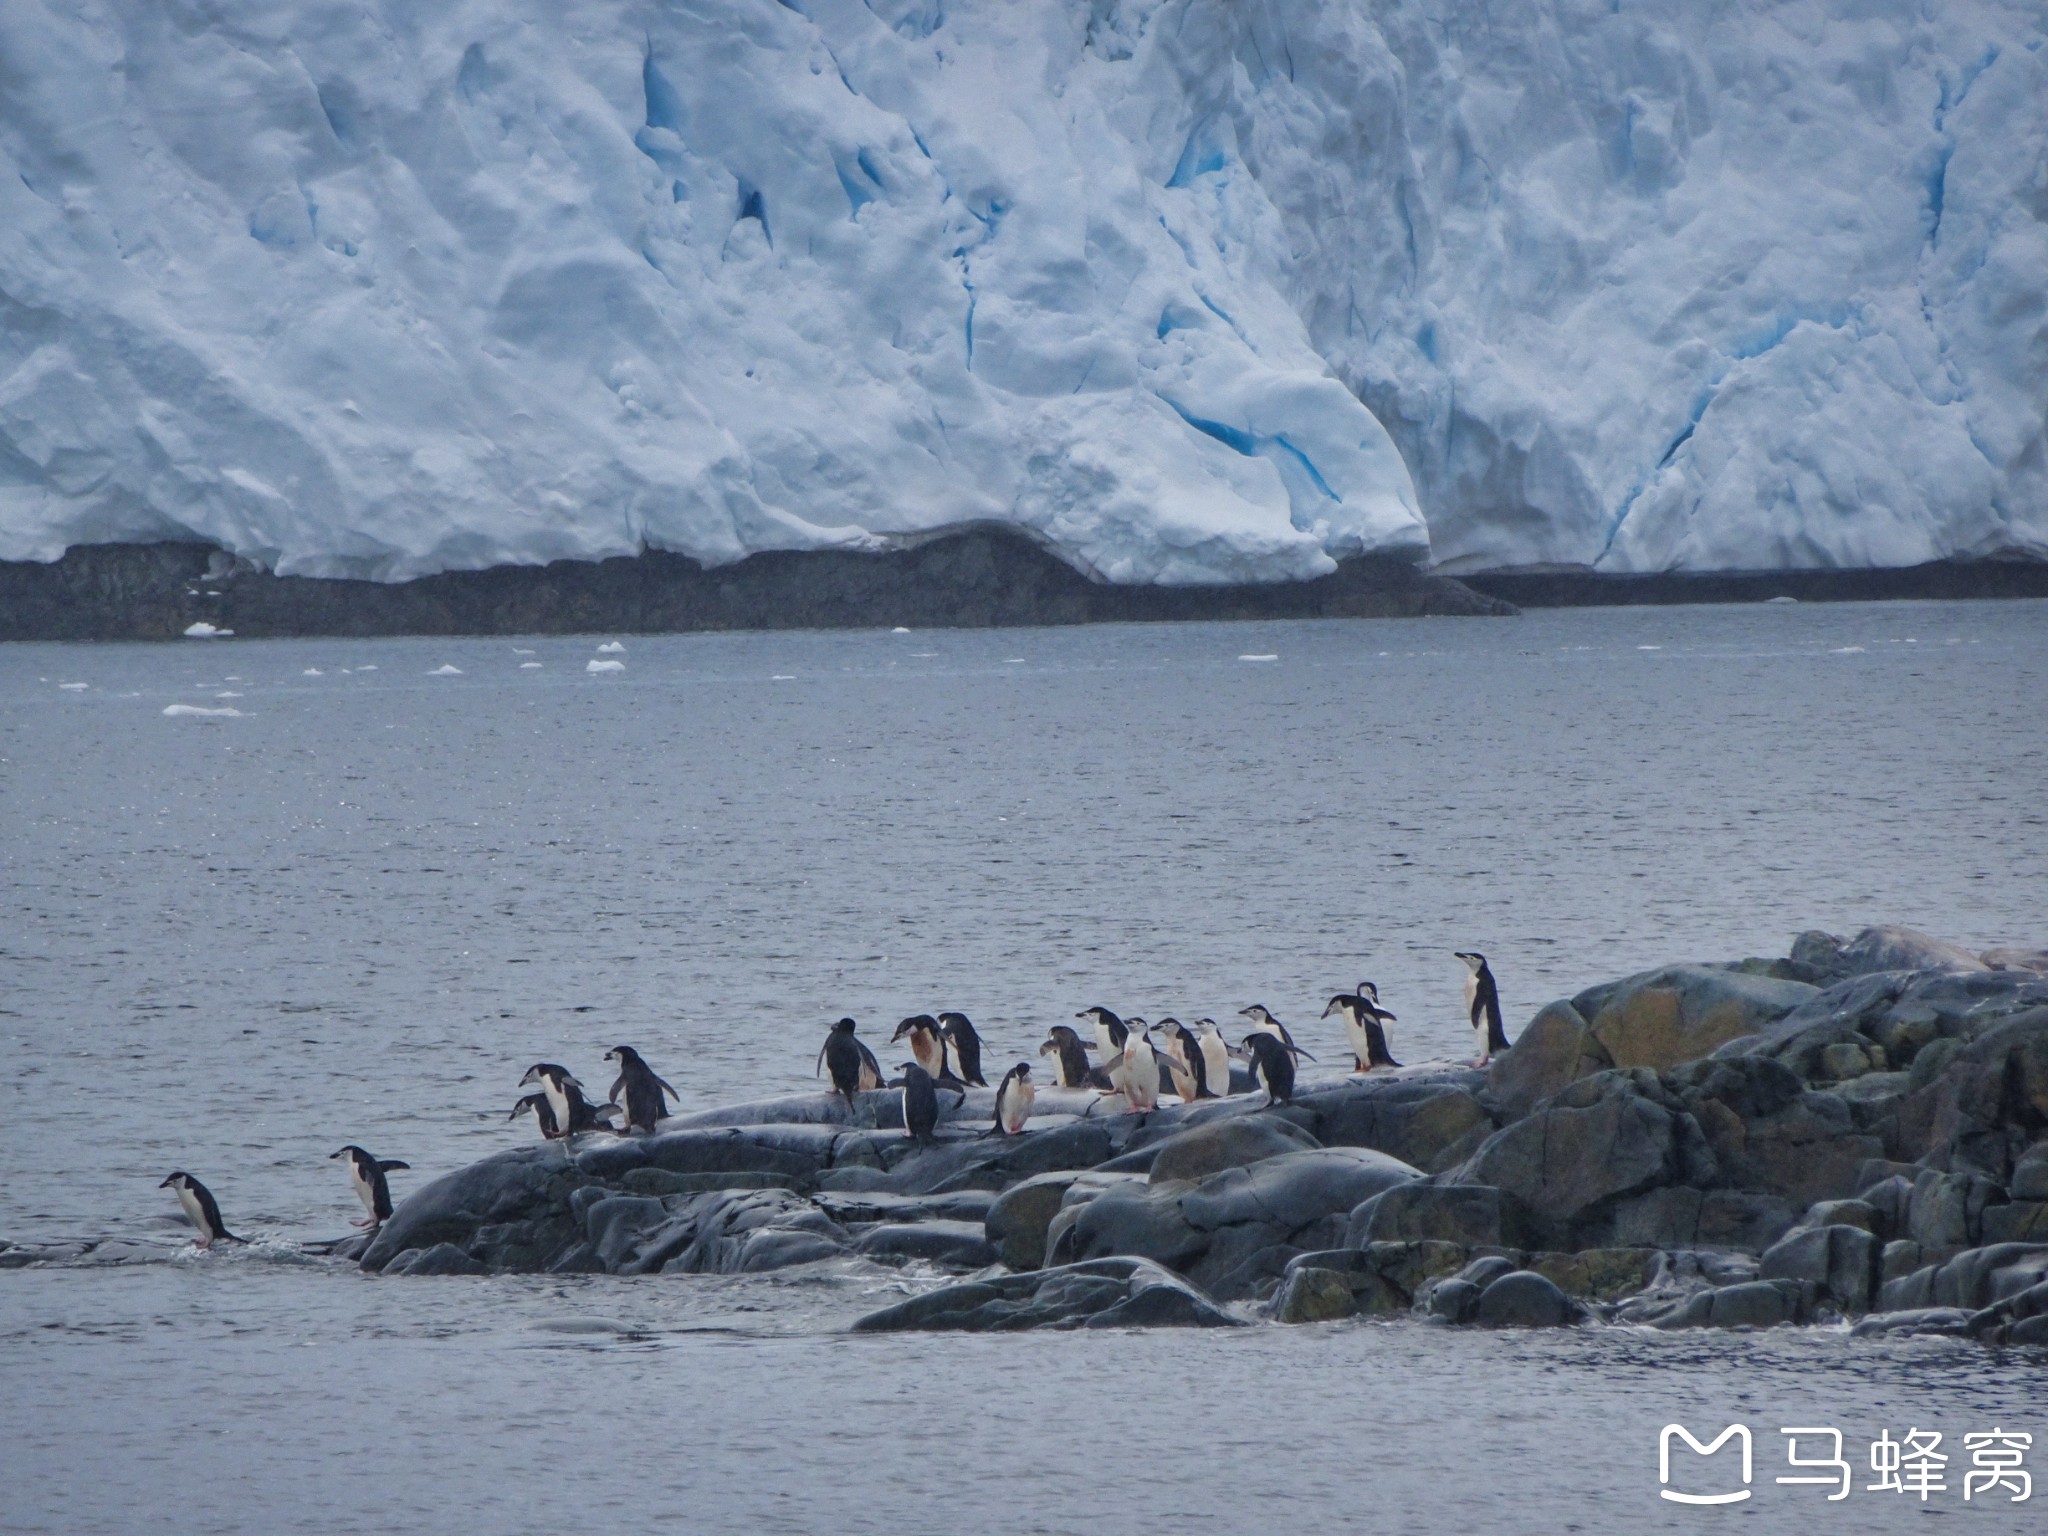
(3, 601), (2044, 1533)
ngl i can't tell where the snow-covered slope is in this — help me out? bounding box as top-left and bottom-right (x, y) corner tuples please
(0, 1), (2041, 582)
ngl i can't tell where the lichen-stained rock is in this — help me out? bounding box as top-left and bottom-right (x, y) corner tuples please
(1294, 1075), (1496, 1173)
(854, 1221), (997, 1270)
(1273, 1266), (1359, 1324)
(1791, 926), (1992, 982)
(1145, 1117), (1322, 1185)
(1647, 1279), (1817, 1329)
(1570, 966), (1818, 1071)
(1346, 1183), (1528, 1249)
(1889, 1008), (2048, 1181)
(1877, 1243), (2048, 1313)
(984, 1172), (1085, 1271)
(849, 1258), (1241, 1332)
(1484, 1001), (1613, 1119)
(1450, 1069), (1714, 1246)
(1588, 1187), (1798, 1253)
(1474, 1270), (1578, 1327)
(1760, 1224), (1882, 1313)
(1665, 1056), (1881, 1207)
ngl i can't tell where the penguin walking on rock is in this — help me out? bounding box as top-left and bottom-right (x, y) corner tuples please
(518, 1063), (616, 1140)
(1076, 1007), (1131, 1094)
(605, 1045), (679, 1134)
(1456, 952), (1511, 1065)
(890, 1016), (949, 1081)
(897, 1061), (964, 1146)
(1239, 1004), (1316, 1062)
(989, 1061), (1036, 1136)
(1322, 988), (1402, 1073)
(159, 1172), (248, 1249)
(936, 1012), (988, 1087)
(817, 1018), (882, 1107)
(1039, 1025), (1105, 1089)
(1242, 1032), (1296, 1107)
(330, 1145), (410, 1227)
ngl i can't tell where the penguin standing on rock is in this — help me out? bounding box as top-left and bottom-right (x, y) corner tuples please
(989, 1061), (1035, 1136)
(1239, 1005), (1316, 1062)
(936, 1012), (988, 1087)
(1120, 1018), (1159, 1117)
(605, 1045), (678, 1134)
(518, 1063), (615, 1140)
(1158, 1019), (1214, 1102)
(330, 1145), (409, 1227)
(897, 1061), (963, 1145)
(817, 1018), (882, 1107)
(1242, 1032), (1296, 1107)
(1193, 1019), (1234, 1097)
(1322, 989), (1402, 1073)
(1456, 952), (1511, 1065)
(1039, 1025), (1103, 1089)
(159, 1172), (247, 1249)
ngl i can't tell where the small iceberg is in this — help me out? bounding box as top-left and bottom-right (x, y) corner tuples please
(303, 668), (323, 676)
(891, 627), (911, 634)
(59, 682), (88, 691)
(587, 659), (625, 674)
(428, 664), (463, 676)
(519, 662), (542, 670)
(163, 704), (242, 718)
(181, 622), (232, 639)
(596, 641), (626, 654)
(1830, 645), (1866, 654)
(1239, 654), (1278, 662)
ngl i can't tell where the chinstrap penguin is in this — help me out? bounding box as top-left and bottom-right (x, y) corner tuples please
(329, 1145), (410, 1227)
(1239, 1004), (1316, 1062)
(605, 1045), (679, 1134)
(989, 1061), (1035, 1136)
(936, 1012), (988, 1087)
(1456, 952), (1511, 1065)
(897, 1061), (963, 1145)
(1241, 1032), (1296, 1106)
(159, 1172), (247, 1248)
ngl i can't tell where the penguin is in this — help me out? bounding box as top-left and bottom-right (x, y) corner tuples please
(1239, 1004), (1316, 1062)
(1163, 1019), (1219, 1100)
(897, 1061), (963, 1146)
(1455, 952), (1511, 1065)
(1039, 1025), (1101, 1089)
(604, 1045), (679, 1134)
(1192, 1019), (1235, 1097)
(816, 1017), (870, 1107)
(159, 1172), (247, 1248)
(1155, 1017), (1202, 1102)
(330, 1145), (409, 1227)
(518, 1063), (612, 1139)
(1321, 991), (1402, 1073)
(1354, 982), (1403, 1070)
(1076, 1006), (1131, 1093)
(1242, 1032), (1296, 1107)
(1120, 1018), (1159, 1116)
(936, 1012), (988, 1087)
(989, 1061), (1036, 1136)
(890, 1015), (949, 1080)
(510, 1081), (618, 1139)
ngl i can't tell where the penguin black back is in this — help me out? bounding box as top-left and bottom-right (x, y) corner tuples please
(899, 1061), (942, 1145)
(936, 1012), (987, 1087)
(159, 1171), (247, 1247)
(1039, 1025), (1093, 1088)
(605, 1045), (679, 1134)
(330, 1144), (409, 1225)
(1242, 1033), (1296, 1106)
(818, 1018), (865, 1104)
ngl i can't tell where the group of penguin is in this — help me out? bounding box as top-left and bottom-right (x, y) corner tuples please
(158, 953), (1509, 1248)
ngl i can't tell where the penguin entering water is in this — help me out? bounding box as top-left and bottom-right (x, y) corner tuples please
(1322, 990), (1402, 1073)
(936, 1012), (988, 1087)
(1076, 1007), (1131, 1094)
(817, 1018), (874, 1107)
(897, 1061), (964, 1145)
(1193, 1019), (1234, 1097)
(1242, 1033), (1296, 1106)
(330, 1145), (409, 1227)
(890, 1015), (949, 1081)
(989, 1061), (1036, 1136)
(1039, 1025), (1102, 1089)
(1239, 1005), (1316, 1062)
(604, 1046), (679, 1134)
(159, 1172), (247, 1248)
(1455, 952), (1511, 1065)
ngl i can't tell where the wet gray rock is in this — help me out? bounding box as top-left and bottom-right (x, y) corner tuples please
(1484, 1001), (1613, 1118)
(1760, 1224), (1881, 1313)
(854, 1220), (997, 1269)
(1849, 1307), (1975, 1338)
(1474, 1270), (1577, 1327)
(1588, 1187), (1798, 1252)
(1570, 966), (1818, 1072)
(1877, 1242), (2048, 1313)
(1426, 1278), (1482, 1324)
(1272, 1265), (1361, 1324)
(1294, 1074), (1496, 1173)
(1276, 1241), (1470, 1319)
(1792, 926), (1991, 982)
(1145, 1117), (1321, 1184)
(1648, 1278), (1815, 1329)
(849, 1257), (1241, 1332)
(1346, 1183), (1529, 1249)
(381, 1242), (488, 1276)
(984, 1172), (1083, 1271)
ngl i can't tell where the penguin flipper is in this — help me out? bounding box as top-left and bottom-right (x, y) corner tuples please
(655, 1075), (679, 1100)
(609, 1074), (627, 1104)
(377, 1160), (410, 1172)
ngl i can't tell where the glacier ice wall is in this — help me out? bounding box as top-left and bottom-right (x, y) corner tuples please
(0, 0), (2042, 581)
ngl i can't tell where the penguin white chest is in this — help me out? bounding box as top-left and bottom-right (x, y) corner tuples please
(175, 1186), (208, 1236)
(1345, 1016), (1372, 1071)
(1002, 1081), (1034, 1133)
(350, 1165), (376, 1216)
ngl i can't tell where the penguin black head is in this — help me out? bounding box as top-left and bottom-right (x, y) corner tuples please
(330, 1145), (370, 1165)
(1240, 1004), (1276, 1023)
(1321, 994), (1356, 1019)
(1010, 1061), (1033, 1081)
(604, 1045), (644, 1066)
(1076, 1006), (1120, 1025)
(1039, 1024), (1080, 1052)
(1455, 951), (1488, 971)
(159, 1171), (193, 1190)
(1357, 981), (1381, 1003)
(898, 1060), (929, 1080)
(520, 1062), (574, 1087)
(890, 1015), (938, 1041)
(831, 1018), (858, 1034)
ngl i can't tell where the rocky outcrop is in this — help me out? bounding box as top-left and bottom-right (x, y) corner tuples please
(325, 924), (2048, 1340)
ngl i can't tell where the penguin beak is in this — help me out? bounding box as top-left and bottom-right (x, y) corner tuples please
(158, 1174), (177, 1188)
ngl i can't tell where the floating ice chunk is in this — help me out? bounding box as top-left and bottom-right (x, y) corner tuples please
(891, 628), (911, 635)
(1637, 645), (1662, 651)
(428, 664), (462, 675)
(59, 682), (88, 690)
(163, 704), (242, 717)
(303, 668), (323, 676)
(770, 674), (795, 681)
(586, 659), (625, 673)
(181, 623), (231, 639)
(1767, 596), (1799, 605)
(519, 662), (542, 669)
(356, 665), (376, 672)
(1239, 654), (1278, 662)
(215, 691), (242, 698)
(512, 648), (535, 656)
(1003, 658), (1025, 664)
(596, 641), (625, 654)
(1831, 646), (1866, 654)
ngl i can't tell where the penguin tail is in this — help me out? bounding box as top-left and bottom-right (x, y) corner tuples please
(224, 1232), (251, 1245)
